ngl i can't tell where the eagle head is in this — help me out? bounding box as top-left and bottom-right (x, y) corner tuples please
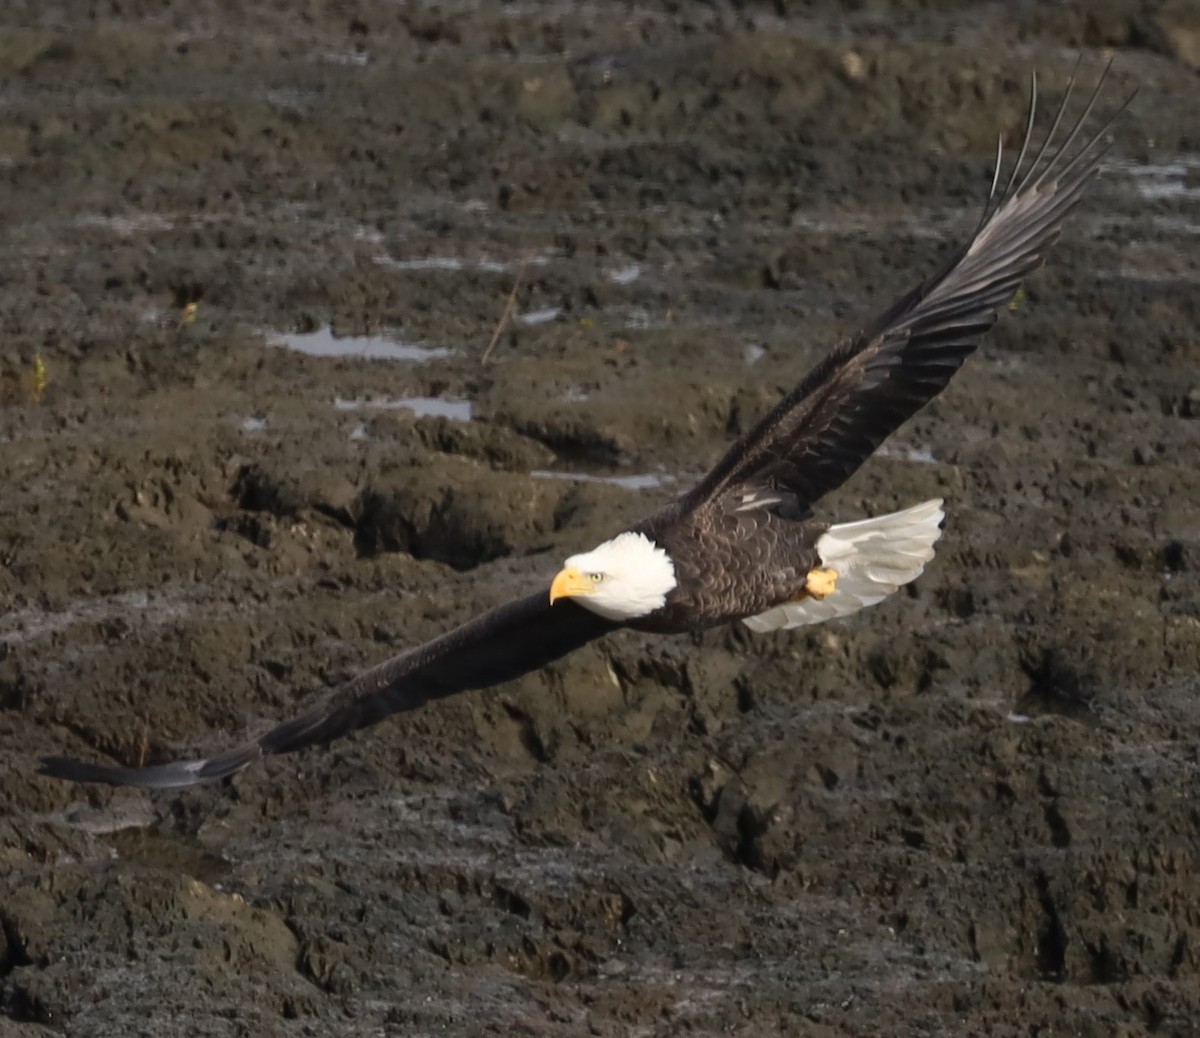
(549, 532), (677, 621)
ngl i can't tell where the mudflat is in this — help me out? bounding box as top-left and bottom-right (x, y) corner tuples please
(3, 3), (1200, 1035)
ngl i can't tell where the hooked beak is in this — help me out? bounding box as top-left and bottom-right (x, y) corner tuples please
(549, 566), (594, 604)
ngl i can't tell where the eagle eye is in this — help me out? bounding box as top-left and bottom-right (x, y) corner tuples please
(588, 572), (606, 583)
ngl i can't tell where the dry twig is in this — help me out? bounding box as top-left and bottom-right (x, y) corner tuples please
(481, 251), (532, 364)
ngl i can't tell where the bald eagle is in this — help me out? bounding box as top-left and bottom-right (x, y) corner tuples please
(41, 69), (1122, 790)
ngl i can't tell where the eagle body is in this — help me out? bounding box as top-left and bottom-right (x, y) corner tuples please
(629, 507), (828, 633)
(39, 67), (1127, 791)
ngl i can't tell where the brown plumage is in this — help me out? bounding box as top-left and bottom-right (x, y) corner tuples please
(41, 66), (1126, 790)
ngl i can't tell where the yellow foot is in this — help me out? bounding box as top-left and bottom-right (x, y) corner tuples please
(802, 567), (838, 600)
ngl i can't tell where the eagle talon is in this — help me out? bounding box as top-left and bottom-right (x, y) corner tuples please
(803, 567), (838, 600)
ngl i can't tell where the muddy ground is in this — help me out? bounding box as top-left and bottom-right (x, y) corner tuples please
(1, 1), (1199, 1035)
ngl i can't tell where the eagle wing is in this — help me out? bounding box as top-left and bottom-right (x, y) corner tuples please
(681, 66), (1125, 519)
(40, 591), (616, 789)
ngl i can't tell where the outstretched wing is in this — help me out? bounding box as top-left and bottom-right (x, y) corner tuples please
(682, 65), (1126, 518)
(40, 591), (616, 789)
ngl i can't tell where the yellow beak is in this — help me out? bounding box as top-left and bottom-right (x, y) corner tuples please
(549, 566), (594, 604)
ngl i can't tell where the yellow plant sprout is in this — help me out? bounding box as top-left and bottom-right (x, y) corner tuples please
(28, 353), (48, 403)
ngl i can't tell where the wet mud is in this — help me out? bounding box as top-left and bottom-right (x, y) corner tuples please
(3, 1), (1200, 1035)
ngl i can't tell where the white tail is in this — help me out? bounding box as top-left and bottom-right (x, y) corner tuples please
(742, 498), (944, 632)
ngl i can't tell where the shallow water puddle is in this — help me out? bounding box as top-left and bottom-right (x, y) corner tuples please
(0, 588), (192, 647)
(272, 325), (450, 362)
(608, 263), (642, 284)
(44, 797), (157, 837)
(531, 469), (675, 490)
(876, 443), (937, 464)
(76, 212), (176, 236)
(517, 306), (562, 326)
(377, 255), (467, 272)
(107, 826), (232, 885)
(320, 49), (368, 67)
(1151, 214), (1200, 236)
(334, 395), (473, 421)
(1105, 158), (1200, 202)
(375, 252), (554, 274)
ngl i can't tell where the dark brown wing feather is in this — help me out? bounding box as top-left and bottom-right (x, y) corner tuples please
(682, 65), (1127, 518)
(40, 592), (616, 789)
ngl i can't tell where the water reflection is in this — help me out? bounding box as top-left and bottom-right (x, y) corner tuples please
(334, 396), (473, 421)
(1105, 158), (1200, 202)
(877, 444), (937, 464)
(518, 306), (562, 326)
(531, 469), (674, 490)
(273, 325), (449, 362)
(375, 252), (553, 274)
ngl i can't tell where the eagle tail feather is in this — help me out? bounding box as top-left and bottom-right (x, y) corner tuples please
(742, 498), (944, 632)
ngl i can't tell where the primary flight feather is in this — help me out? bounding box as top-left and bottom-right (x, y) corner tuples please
(41, 67), (1123, 790)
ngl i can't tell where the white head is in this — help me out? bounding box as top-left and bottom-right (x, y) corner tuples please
(549, 532), (677, 621)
